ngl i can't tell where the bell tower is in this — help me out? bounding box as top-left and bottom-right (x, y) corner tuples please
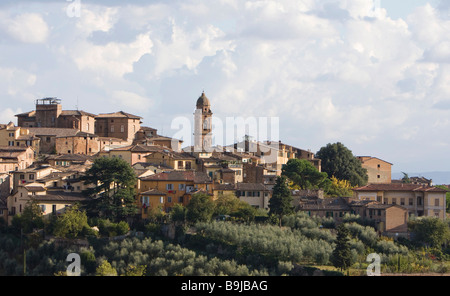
(194, 92), (213, 152)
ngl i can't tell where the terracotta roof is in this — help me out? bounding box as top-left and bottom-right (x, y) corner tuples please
(357, 156), (393, 165)
(32, 191), (87, 202)
(60, 110), (96, 117)
(353, 183), (447, 193)
(236, 183), (268, 191)
(111, 144), (163, 153)
(95, 111), (142, 119)
(140, 189), (167, 196)
(140, 171), (212, 183)
(27, 128), (80, 137)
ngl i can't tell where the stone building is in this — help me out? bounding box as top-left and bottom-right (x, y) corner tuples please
(16, 98), (96, 134)
(0, 122), (40, 152)
(95, 111), (142, 142)
(193, 92), (213, 153)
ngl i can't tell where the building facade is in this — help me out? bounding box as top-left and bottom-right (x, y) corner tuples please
(357, 156), (392, 184)
(353, 183), (447, 220)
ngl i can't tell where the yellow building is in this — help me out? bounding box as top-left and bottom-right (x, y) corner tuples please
(138, 171), (213, 218)
(144, 150), (197, 171)
(353, 183), (447, 220)
(0, 122), (40, 152)
(99, 144), (164, 166)
(6, 182), (86, 224)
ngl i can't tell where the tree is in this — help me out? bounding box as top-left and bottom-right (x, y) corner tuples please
(316, 142), (368, 187)
(170, 203), (187, 224)
(96, 260), (117, 276)
(408, 217), (450, 248)
(81, 157), (138, 222)
(331, 224), (353, 272)
(325, 176), (354, 197)
(268, 176), (294, 227)
(401, 172), (411, 184)
(19, 200), (44, 233)
(435, 185), (450, 213)
(281, 159), (329, 190)
(53, 205), (89, 239)
(186, 193), (215, 223)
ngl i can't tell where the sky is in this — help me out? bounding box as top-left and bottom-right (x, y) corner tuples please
(0, 0), (449, 174)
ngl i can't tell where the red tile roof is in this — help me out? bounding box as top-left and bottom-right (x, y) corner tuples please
(353, 183), (447, 193)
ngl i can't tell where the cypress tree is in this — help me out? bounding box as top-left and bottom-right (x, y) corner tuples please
(331, 224), (353, 272)
(268, 176), (294, 227)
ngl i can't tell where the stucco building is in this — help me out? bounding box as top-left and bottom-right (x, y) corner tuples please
(353, 183), (447, 220)
(357, 156), (392, 184)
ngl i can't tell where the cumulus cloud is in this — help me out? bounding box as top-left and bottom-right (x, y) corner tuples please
(0, 12), (49, 43)
(0, 0), (449, 171)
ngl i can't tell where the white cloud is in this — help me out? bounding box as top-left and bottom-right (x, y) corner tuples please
(72, 33), (153, 78)
(0, 0), (450, 171)
(0, 13), (49, 43)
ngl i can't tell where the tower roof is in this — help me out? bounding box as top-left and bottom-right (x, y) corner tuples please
(196, 92), (210, 109)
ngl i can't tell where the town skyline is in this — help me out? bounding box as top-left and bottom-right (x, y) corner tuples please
(0, 0), (449, 175)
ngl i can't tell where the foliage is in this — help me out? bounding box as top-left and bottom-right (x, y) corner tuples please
(170, 203), (187, 224)
(81, 157), (138, 222)
(325, 176), (354, 197)
(96, 260), (118, 276)
(96, 219), (130, 237)
(331, 224), (353, 271)
(268, 176), (294, 227)
(53, 205), (90, 239)
(186, 193), (215, 223)
(401, 172), (411, 184)
(316, 142), (368, 187)
(408, 217), (450, 248)
(195, 221), (334, 266)
(13, 200), (44, 234)
(213, 193), (257, 222)
(281, 159), (329, 190)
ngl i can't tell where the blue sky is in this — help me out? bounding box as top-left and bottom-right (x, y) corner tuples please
(0, 0), (449, 176)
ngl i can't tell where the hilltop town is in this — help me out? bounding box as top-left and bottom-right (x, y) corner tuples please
(0, 93), (449, 276)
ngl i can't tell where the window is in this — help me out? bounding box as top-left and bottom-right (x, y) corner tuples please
(20, 174), (25, 180)
(409, 198), (413, 206)
(166, 184), (173, 190)
(46, 137), (51, 143)
(435, 199), (440, 207)
(111, 125), (115, 133)
(400, 198), (405, 206)
(29, 174), (34, 180)
(392, 198), (396, 205)
(377, 164), (381, 168)
(377, 175), (381, 179)
(417, 196), (423, 206)
(8, 141), (14, 146)
(178, 196), (183, 203)
(186, 162), (191, 170)
(52, 205), (57, 214)
(121, 125), (124, 133)
(142, 196), (149, 206)
(168, 196), (172, 203)
(179, 184), (185, 191)
(40, 205), (46, 213)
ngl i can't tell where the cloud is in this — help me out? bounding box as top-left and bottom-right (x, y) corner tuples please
(0, 12), (49, 43)
(0, 0), (450, 172)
